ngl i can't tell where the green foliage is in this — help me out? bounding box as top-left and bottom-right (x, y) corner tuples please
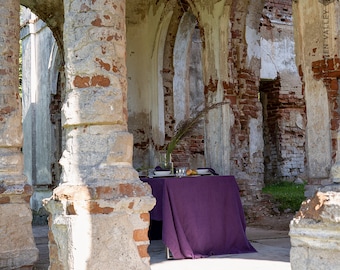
(262, 181), (306, 212)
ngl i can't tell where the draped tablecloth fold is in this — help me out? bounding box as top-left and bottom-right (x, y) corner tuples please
(142, 175), (256, 259)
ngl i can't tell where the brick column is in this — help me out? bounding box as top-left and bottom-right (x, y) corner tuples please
(43, 0), (155, 269)
(0, 1), (39, 269)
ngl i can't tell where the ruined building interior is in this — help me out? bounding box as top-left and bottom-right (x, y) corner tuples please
(1, 0), (340, 269)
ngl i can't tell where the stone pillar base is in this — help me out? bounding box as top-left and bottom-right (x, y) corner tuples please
(44, 182), (155, 270)
(0, 184), (38, 269)
(290, 191), (340, 270)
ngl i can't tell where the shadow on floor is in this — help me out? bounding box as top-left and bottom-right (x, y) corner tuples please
(33, 225), (291, 270)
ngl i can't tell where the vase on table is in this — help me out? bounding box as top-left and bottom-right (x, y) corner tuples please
(159, 151), (174, 174)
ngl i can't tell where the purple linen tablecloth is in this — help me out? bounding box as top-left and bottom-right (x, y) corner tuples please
(142, 177), (165, 221)
(142, 175), (256, 259)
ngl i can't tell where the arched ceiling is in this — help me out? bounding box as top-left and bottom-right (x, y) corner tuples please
(20, 0), (64, 55)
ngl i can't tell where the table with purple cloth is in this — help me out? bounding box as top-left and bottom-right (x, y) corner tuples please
(141, 175), (256, 259)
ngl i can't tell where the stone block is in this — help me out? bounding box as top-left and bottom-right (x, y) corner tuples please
(290, 190), (340, 269)
(0, 203), (38, 269)
(46, 203), (151, 270)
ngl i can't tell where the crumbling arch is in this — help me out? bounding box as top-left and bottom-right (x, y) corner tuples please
(20, 0), (64, 60)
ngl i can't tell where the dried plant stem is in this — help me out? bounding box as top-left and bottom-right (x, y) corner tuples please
(165, 101), (228, 160)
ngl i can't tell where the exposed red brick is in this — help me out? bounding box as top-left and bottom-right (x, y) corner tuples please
(53, 185), (94, 201)
(73, 76), (90, 88)
(91, 17), (103, 26)
(133, 228), (149, 241)
(95, 58), (111, 71)
(112, 64), (119, 73)
(96, 186), (113, 199)
(204, 77), (217, 94)
(136, 244), (149, 258)
(128, 201), (134, 209)
(226, 95), (237, 104)
(326, 70), (340, 77)
(0, 197), (10, 204)
(88, 201), (114, 214)
(119, 183), (148, 197)
(298, 64), (303, 77)
(327, 58), (335, 70)
(331, 119), (338, 130)
(91, 75), (110, 87)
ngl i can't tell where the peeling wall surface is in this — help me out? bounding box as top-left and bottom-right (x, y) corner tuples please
(293, 0), (339, 195)
(260, 0), (306, 183)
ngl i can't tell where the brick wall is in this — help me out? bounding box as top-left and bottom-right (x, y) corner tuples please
(261, 79), (281, 181)
(227, 3), (264, 210)
(260, 78), (306, 182)
(263, 0), (292, 23)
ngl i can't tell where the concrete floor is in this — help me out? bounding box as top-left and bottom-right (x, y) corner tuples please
(33, 226), (291, 269)
(148, 227), (290, 270)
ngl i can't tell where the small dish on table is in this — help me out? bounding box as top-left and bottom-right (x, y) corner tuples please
(154, 170), (172, 177)
(196, 168), (211, 175)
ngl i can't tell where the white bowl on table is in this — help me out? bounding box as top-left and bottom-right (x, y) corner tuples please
(154, 170), (171, 176)
(196, 168), (210, 175)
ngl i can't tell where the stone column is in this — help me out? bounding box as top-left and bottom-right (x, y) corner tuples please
(0, 1), (39, 269)
(43, 0), (155, 269)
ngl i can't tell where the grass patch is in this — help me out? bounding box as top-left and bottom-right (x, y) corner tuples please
(262, 181), (306, 212)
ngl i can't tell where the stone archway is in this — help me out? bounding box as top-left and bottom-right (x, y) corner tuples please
(20, 0), (64, 60)
(20, 8), (63, 225)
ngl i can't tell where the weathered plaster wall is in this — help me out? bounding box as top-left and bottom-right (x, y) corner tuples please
(127, 1), (206, 170)
(126, 1), (176, 169)
(192, 1), (233, 175)
(173, 12), (196, 124)
(260, 0), (306, 182)
(158, 1), (265, 210)
(293, 0), (339, 194)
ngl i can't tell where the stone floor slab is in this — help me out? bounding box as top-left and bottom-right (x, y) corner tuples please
(33, 225), (291, 269)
